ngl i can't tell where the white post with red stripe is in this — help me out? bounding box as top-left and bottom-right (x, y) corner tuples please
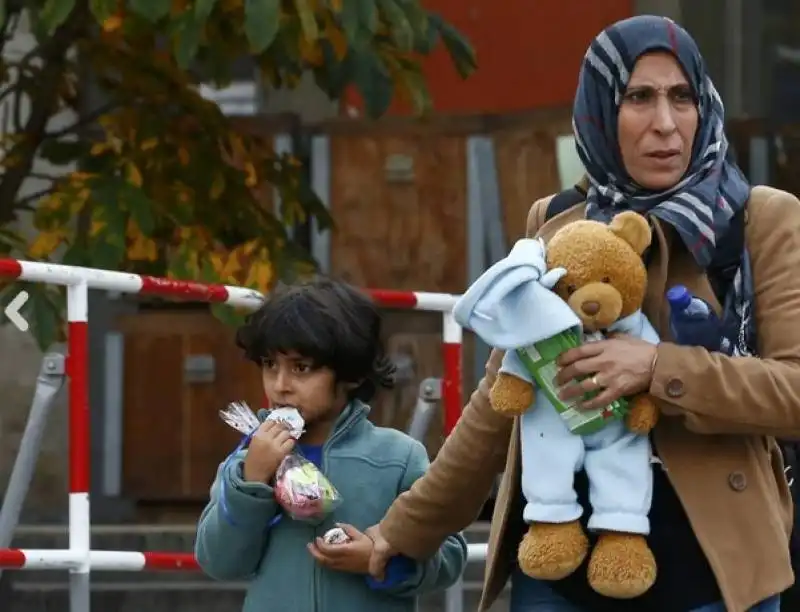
(0, 258), (472, 611)
(66, 280), (91, 611)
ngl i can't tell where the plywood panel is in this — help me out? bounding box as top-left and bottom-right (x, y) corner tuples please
(328, 133), (467, 293)
(493, 109), (573, 246)
(118, 310), (263, 501)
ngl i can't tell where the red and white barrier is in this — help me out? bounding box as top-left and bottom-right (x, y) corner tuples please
(0, 548), (199, 571)
(0, 258), (466, 593)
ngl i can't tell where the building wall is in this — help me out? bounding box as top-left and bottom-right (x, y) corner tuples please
(343, 0), (634, 116)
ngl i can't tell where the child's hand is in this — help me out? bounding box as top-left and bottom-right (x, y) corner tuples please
(307, 523), (373, 574)
(242, 420), (295, 483)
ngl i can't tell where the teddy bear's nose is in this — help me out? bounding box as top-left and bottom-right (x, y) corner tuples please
(581, 301), (601, 316)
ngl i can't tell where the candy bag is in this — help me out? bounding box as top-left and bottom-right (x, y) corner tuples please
(219, 401), (342, 523)
(273, 453), (342, 522)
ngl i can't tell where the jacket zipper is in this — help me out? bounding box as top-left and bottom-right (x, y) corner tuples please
(312, 407), (361, 612)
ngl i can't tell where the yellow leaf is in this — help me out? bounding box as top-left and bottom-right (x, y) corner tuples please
(294, 0), (319, 41)
(178, 147), (190, 166)
(28, 231), (65, 259)
(90, 220), (107, 237)
(220, 252), (242, 281)
(245, 256), (273, 292)
(126, 163), (143, 187)
(322, 13), (348, 60)
(298, 35), (324, 66)
(128, 234), (159, 261)
(208, 252), (225, 275)
(140, 138), (158, 151)
(102, 14), (123, 33)
(90, 142), (110, 156)
(243, 162), (258, 188)
(210, 173), (226, 199)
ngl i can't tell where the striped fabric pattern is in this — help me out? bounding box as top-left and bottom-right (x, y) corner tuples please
(572, 15), (756, 358)
(573, 14), (750, 269)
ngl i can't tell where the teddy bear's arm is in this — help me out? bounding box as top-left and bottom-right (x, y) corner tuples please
(624, 393), (659, 435)
(490, 351), (536, 418)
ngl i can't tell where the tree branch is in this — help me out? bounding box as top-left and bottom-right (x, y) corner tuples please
(45, 99), (121, 140)
(0, 6), (88, 225)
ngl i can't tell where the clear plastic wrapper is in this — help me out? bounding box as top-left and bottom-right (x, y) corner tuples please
(219, 401), (342, 523)
(273, 453), (343, 522)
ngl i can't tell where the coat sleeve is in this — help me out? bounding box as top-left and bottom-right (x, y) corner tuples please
(650, 187), (800, 437)
(194, 451), (280, 580)
(377, 196), (553, 559)
(366, 440), (468, 596)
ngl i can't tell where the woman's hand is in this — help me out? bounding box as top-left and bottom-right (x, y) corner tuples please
(308, 523), (374, 574)
(555, 335), (658, 411)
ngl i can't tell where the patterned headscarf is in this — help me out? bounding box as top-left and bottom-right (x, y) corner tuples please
(573, 14), (751, 269)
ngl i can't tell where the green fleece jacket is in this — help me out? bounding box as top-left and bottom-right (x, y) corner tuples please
(195, 401), (467, 612)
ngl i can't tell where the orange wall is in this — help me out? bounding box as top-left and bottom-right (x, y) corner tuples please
(342, 0), (633, 116)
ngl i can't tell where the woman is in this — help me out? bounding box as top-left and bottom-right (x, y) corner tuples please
(364, 15), (800, 612)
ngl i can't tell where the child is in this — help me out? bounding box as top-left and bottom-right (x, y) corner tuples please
(195, 278), (467, 612)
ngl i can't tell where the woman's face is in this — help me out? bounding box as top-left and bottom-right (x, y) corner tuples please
(617, 51), (698, 191)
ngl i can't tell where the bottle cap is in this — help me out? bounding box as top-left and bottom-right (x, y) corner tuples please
(666, 285), (691, 310)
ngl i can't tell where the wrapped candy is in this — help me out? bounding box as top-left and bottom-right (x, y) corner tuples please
(219, 401), (342, 523)
(273, 454), (343, 521)
(322, 526), (351, 545)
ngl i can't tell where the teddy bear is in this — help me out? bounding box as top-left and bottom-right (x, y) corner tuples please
(453, 211), (660, 600)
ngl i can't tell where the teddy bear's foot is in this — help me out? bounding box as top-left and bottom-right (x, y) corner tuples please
(490, 373), (535, 417)
(587, 532), (656, 599)
(517, 520), (589, 581)
(624, 393), (659, 435)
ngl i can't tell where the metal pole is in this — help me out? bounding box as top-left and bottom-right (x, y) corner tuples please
(444, 575), (465, 612)
(0, 352), (67, 575)
(67, 281), (91, 612)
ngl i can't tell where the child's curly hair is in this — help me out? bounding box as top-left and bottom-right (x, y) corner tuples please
(235, 277), (396, 402)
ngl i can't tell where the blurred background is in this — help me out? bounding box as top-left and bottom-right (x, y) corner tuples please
(0, 0), (797, 610)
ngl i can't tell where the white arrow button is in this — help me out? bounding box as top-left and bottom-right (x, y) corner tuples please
(5, 290), (29, 332)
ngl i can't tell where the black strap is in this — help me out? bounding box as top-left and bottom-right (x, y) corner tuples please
(545, 185), (587, 222)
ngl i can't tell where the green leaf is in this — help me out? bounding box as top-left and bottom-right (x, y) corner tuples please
(353, 50), (393, 119)
(129, 0), (171, 22)
(173, 13), (204, 69)
(339, 0), (359, 45)
(293, 0), (318, 41)
(89, 0), (117, 23)
(396, 0), (428, 48)
(377, 0), (413, 52)
(210, 302), (247, 328)
(437, 18), (477, 79)
(194, 0), (217, 20)
(123, 185), (156, 235)
(39, 140), (89, 166)
(40, 0), (76, 34)
(356, 0), (378, 34)
(244, 0), (281, 54)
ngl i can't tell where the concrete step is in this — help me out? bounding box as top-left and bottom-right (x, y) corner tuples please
(6, 579), (510, 612)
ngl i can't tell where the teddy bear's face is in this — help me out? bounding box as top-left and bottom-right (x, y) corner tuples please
(545, 212), (651, 332)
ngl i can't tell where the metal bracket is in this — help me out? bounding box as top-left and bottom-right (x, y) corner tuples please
(405, 377), (442, 443)
(0, 350), (67, 573)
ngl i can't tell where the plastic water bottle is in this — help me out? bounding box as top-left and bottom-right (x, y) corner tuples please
(666, 285), (733, 355)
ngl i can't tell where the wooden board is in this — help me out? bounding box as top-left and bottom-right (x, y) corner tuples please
(494, 108), (573, 245)
(328, 131), (467, 293)
(117, 310), (263, 501)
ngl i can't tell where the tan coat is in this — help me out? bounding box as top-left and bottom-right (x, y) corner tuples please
(379, 185), (800, 612)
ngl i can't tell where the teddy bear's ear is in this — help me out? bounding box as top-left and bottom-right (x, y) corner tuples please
(609, 211), (652, 255)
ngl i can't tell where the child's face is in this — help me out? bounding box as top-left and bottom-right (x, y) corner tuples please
(261, 351), (349, 425)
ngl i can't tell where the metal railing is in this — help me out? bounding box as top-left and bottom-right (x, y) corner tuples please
(0, 258), (488, 611)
